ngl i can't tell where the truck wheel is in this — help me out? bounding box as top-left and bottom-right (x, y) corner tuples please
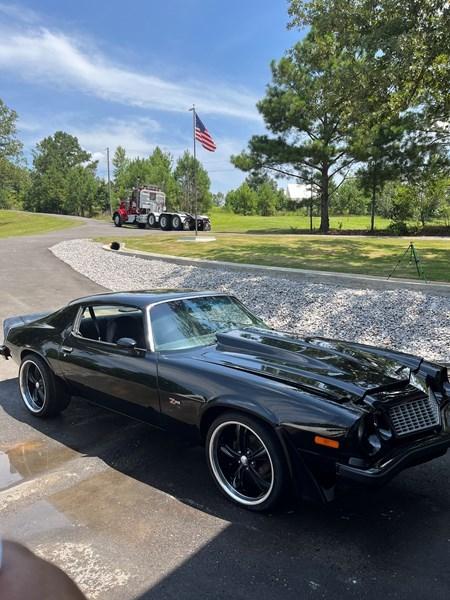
(113, 214), (122, 227)
(172, 215), (182, 230)
(160, 214), (171, 230)
(182, 219), (191, 231)
(204, 221), (212, 231)
(148, 214), (156, 228)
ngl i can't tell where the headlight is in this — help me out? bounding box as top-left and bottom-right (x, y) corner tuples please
(357, 412), (392, 457)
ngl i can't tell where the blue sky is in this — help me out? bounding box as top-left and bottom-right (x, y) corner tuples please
(0, 1), (301, 192)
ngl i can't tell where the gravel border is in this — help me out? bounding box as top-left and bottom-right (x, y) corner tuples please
(50, 239), (450, 363)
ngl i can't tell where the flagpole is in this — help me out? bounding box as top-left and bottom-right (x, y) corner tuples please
(191, 104), (198, 237)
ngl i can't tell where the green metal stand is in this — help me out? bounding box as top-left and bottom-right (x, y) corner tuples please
(387, 242), (427, 282)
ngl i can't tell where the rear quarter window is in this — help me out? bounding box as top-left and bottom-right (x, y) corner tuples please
(45, 306), (79, 329)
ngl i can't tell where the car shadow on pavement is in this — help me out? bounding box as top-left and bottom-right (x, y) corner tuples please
(1, 376), (449, 599)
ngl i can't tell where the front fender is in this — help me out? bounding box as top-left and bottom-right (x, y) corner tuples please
(198, 394), (335, 505)
(199, 394), (278, 433)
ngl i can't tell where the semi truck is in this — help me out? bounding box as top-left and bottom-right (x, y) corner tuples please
(112, 186), (211, 231)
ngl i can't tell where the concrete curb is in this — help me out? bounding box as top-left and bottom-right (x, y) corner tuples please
(102, 243), (450, 296)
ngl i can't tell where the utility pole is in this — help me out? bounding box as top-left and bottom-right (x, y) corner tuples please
(106, 147), (112, 216)
(309, 177), (313, 232)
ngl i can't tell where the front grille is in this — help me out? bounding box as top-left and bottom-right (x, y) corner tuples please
(389, 394), (440, 437)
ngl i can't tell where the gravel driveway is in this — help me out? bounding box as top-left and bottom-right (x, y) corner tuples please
(51, 239), (450, 363)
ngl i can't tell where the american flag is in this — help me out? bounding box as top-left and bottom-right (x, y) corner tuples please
(195, 114), (217, 152)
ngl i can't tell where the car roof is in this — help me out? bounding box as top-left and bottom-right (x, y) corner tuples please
(68, 289), (227, 309)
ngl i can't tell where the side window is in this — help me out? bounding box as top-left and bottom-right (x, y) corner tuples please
(77, 305), (146, 349)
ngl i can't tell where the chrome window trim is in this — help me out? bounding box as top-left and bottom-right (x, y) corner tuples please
(146, 293), (245, 353)
(71, 303), (149, 351)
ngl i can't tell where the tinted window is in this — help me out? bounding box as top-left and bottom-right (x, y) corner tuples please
(77, 305), (146, 348)
(151, 296), (266, 351)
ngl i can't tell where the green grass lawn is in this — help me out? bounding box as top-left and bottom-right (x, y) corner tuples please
(110, 233), (450, 283)
(209, 209), (400, 233)
(0, 210), (80, 239)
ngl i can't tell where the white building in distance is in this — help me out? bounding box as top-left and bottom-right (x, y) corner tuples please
(285, 183), (314, 204)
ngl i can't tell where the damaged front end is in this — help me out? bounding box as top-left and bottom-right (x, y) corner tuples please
(336, 362), (450, 487)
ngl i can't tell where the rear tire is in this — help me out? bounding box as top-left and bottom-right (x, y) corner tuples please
(113, 214), (122, 227)
(160, 214), (172, 231)
(172, 215), (182, 230)
(19, 355), (71, 418)
(206, 411), (288, 512)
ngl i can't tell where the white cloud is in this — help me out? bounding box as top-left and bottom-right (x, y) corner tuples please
(73, 119), (246, 192)
(19, 115), (245, 192)
(0, 2), (39, 23)
(0, 25), (260, 121)
(72, 117), (161, 159)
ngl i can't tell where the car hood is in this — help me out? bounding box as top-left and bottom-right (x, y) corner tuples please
(199, 328), (424, 404)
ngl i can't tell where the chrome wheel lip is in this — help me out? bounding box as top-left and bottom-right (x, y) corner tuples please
(19, 359), (47, 414)
(209, 420), (274, 506)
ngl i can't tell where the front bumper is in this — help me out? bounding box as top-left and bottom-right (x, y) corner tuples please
(0, 344), (10, 359)
(337, 434), (450, 486)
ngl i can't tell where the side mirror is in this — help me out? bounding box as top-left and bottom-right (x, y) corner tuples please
(116, 337), (137, 350)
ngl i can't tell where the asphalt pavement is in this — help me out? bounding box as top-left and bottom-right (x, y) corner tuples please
(0, 218), (449, 599)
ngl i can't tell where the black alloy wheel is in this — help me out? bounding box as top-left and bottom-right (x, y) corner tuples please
(19, 355), (71, 418)
(206, 412), (287, 511)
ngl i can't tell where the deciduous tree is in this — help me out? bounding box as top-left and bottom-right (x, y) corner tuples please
(25, 131), (98, 214)
(174, 151), (211, 213)
(0, 99), (27, 208)
(0, 99), (22, 161)
(225, 183), (257, 215)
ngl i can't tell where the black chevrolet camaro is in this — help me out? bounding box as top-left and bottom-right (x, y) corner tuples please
(1, 290), (449, 511)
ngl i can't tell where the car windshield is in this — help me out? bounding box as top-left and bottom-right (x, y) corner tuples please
(150, 295), (267, 351)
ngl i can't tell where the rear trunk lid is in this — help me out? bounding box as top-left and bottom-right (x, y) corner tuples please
(2, 312), (51, 344)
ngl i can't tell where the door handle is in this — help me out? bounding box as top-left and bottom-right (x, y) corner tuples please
(62, 346), (73, 354)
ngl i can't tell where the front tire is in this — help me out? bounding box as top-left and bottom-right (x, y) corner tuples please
(206, 412), (288, 511)
(148, 213), (157, 228)
(19, 355), (71, 418)
(113, 213), (122, 227)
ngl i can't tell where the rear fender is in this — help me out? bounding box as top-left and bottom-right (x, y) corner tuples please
(3, 312), (50, 342)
